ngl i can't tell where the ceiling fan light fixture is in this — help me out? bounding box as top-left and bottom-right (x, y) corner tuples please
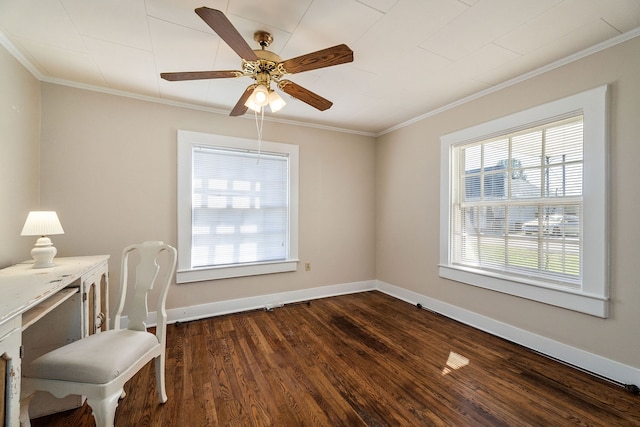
(244, 97), (262, 113)
(244, 84), (269, 112)
(253, 85), (270, 106)
(268, 91), (286, 113)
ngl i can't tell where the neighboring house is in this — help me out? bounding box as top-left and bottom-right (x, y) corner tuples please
(464, 164), (540, 234)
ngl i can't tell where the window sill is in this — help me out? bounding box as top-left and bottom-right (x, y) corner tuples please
(177, 259), (299, 283)
(438, 264), (608, 318)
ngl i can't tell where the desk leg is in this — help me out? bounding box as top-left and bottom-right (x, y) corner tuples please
(19, 393), (34, 427)
(1, 323), (21, 427)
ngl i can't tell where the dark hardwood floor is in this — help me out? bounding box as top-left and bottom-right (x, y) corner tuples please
(32, 291), (639, 426)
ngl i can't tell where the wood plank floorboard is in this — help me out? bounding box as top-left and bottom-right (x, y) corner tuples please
(31, 291), (640, 426)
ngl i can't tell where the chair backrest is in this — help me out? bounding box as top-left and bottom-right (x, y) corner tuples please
(113, 241), (177, 344)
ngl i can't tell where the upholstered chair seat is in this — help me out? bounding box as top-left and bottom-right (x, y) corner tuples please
(27, 330), (159, 384)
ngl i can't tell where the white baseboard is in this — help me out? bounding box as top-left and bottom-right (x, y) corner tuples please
(375, 280), (640, 388)
(132, 279), (376, 327)
(126, 278), (639, 388)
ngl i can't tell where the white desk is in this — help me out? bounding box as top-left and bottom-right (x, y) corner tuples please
(0, 256), (109, 427)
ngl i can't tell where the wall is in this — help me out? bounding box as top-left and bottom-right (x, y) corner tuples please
(39, 84), (376, 315)
(5, 29), (637, 380)
(376, 36), (640, 370)
(0, 44), (40, 268)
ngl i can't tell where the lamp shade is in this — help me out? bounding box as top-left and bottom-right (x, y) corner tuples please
(21, 211), (64, 236)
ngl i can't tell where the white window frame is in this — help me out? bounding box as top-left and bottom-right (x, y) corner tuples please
(439, 85), (609, 317)
(177, 130), (299, 283)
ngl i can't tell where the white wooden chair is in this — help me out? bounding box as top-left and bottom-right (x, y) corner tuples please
(20, 241), (177, 427)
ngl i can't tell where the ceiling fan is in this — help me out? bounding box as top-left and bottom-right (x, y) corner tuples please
(160, 7), (354, 116)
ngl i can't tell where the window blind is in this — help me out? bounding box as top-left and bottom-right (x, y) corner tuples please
(191, 146), (289, 269)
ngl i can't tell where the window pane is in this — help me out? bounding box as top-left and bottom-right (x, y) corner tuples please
(511, 130), (542, 199)
(545, 163), (582, 197)
(545, 120), (583, 164)
(484, 138), (509, 169)
(478, 235), (505, 270)
(463, 145), (481, 172)
(512, 130), (542, 168)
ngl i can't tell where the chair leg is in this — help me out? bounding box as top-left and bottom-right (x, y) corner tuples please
(86, 390), (122, 427)
(155, 352), (167, 403)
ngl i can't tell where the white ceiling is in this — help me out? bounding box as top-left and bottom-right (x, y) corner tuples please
(1, 0), (639, 134)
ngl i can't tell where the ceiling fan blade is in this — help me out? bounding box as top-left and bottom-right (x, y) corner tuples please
(195, 7), (258, 61)
(230, 84), (257, 116)
(279, 44), (353, 74)
(278, 80), (333, 111)
(160, 70), (243, 81)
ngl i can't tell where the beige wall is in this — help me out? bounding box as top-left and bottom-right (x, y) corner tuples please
(39, 84), (376, 313)
(376, 36), (640, 369)
(0, 45), (40, 268)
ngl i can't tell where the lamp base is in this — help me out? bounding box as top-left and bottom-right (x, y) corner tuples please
(31, 237), (58, 268)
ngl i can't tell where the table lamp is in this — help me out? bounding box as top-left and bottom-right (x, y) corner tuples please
(20, 211), (65, 268)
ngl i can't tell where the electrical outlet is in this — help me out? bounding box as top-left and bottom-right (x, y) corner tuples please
(304, 261), (311, 271)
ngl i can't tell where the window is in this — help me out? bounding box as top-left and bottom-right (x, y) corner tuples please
(440, 86), (609, 317)
(177, 130), (298, 283)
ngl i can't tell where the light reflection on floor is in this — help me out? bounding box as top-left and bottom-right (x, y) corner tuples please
(442, 351), (470, 375)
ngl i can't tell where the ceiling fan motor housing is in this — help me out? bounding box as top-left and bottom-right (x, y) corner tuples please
(243, 47), (285, 89)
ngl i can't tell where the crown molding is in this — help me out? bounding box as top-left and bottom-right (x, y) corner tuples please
(376, 27), (640, 137)
(2, 26), (638, 140)
(0, 32), (44, 79)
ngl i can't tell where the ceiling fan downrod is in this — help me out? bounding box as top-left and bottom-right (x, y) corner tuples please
(254, 31), (273, 49)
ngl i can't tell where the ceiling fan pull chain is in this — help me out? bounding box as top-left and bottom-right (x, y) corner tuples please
(254, 108), (264, 164)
